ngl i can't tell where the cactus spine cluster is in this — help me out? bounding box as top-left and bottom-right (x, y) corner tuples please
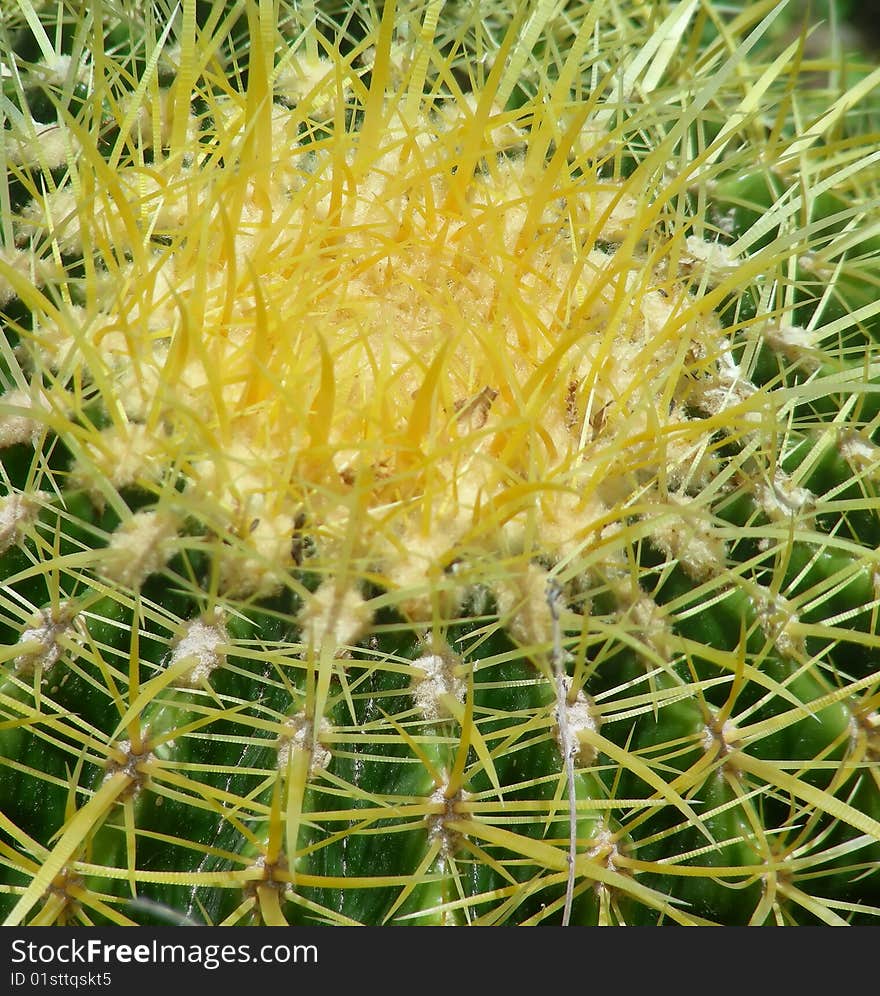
(1, 0), (879, 925)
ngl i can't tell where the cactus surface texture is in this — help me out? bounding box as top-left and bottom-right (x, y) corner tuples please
(2, 0), (880, 926)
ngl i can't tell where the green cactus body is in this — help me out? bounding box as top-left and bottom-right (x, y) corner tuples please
(1, 0), (879, 926)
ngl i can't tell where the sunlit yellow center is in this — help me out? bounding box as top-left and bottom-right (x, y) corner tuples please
(27, 58), (745, 602)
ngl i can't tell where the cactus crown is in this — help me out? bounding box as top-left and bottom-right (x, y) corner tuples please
(1, 0), (880, 925)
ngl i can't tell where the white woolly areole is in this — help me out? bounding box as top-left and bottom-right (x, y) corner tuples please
(275, 55), (351, 117)
(217, 510), (297, 598)
(411, 650), (466, 721)
(382, 527), (468, 622)
(588, 826), (622, 871)
(0, 247), (48, 306)
(629, 596), (674, 658)
(701, 717), (740, 754)
(0, 492), (44, 554)
(609, 578), (674, 659)
(855, 709), (880, 757)
(14, 605), (75, 674)
(755, 471), (814, 520)
(5, 121), (75, 171)
(0, 388), (49, 448)
(559, 688), (601, 764)
(694, 340), (760, 424)
(648, 497), (727, 580)
(754, 591), (804, 659)
(169, 614), (228, 688)
(33, 53), (83, 87)
(71, 423), (171, 495)
(19, 188), (84, 256)
(277, 714), (332, 775)
(297, 582), (372, 654)
(682, 236), (740, 287)
(495, 563), (555, 650)
(839, 432), (880, 476)
(427, 783), (469, 860)
(761, 323), (820, 371)
(99, 510), (179, 589)
(103, 739), (156, 791)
